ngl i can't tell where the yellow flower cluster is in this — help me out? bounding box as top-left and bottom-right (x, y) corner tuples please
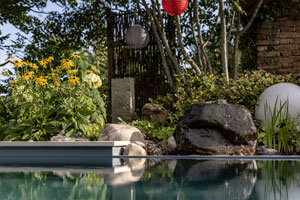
(70, 54), (81, 59)
(39, 56), (54, 68)
(53, 77), (61, 90)
(35, 76), (48, 86)
(10, 80), (18, 88)
(28, 63), (39, 70)
(67, 69), (78, 74)
(22, 72), (35, 80)
(68, 76), (80, 85)
(91, 66), (100, 74)
(61, 59), (74, 69)
(7, 53), (91, 89)
(12, 59), (25, 68)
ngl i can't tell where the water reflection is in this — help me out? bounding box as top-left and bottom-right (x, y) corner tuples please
(0, 159), (299, 199)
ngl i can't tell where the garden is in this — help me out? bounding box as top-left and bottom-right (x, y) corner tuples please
(1, 0), (300, 156)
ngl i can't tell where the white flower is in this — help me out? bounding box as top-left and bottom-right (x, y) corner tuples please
(84, 73), (102, 89)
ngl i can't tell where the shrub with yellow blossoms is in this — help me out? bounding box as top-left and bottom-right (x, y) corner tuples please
(3, 54), (106, 141)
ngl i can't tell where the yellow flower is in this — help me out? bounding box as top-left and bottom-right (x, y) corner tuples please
(67, 69), (78, 74)
(28, 63), (39, 70)
(39, 56), (54, 68)
(10, 80), (18, 87)
(91, 66), (100, 74)
(54, 77), (61, 85)
(61, 59), (74, 69)
(52, 67), (60, 73)
(68, 76), (80, 85)
(52, 85), (60, 90)
(2, 72), (7, 76)
(22, 71), (35, 80)
(13, 59), (25, 68)
(35, 76), (48, 86)
(46, 56), (54, 63)
(70, 54), (81, 59)
(39, 58), (47, 68)
(5, 56), (14, 61)
(102, 93), (108, 98)
(86, 70), (93, 74)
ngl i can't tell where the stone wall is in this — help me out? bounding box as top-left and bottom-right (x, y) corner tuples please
(257, 10), (300, 75)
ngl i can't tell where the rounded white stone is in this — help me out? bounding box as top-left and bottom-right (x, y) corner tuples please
(255, 83), (300, 123)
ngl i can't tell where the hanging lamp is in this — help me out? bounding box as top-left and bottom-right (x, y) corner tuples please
(125, 24), (150, 49)
(162, 0), (189, 16)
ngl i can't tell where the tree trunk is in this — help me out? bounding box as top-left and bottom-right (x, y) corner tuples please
(233, 14), (241, 80)
(233, 0), (263, 80)
(141, 0), (175, 90)
(176, 15), (201, 74)
(219, 0), (229, 82)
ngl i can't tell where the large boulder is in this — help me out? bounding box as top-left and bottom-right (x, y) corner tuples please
(141, 103), (169, 122)
(255, 83), (300, 124)
(174, 102), (257, 155)
(98, 124), (145, 143)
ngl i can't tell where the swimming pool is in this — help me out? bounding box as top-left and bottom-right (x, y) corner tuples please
(0, 158), (299, 199)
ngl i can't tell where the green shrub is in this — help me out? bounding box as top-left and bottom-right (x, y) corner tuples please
(259, 98), (300, 154)
(0, 55), (106, 141)
(151, 70), (299, 122)
(118, 118), (175, 143)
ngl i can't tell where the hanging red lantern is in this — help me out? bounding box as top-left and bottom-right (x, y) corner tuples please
(162, 0), (189, 16)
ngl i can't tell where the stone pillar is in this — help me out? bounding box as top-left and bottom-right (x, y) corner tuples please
(111, 78), (135, 123)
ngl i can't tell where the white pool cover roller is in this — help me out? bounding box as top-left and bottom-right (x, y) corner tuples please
(255, 83), (300, 123)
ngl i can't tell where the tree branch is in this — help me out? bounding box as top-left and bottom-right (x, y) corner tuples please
(176, 15), (201, 74)
(240, 0), (263, 36)
(0, 61), (11, 67)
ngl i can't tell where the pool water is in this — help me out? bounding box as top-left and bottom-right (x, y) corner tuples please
(0, 159), (299, 200)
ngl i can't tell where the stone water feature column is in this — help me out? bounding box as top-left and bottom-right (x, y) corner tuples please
(111, 78), (135, 123)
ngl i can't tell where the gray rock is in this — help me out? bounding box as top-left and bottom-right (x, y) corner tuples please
(98, 124), (145, 143)
(257, 146), (279, 155)
(167, 136), (177, 154)
(123, 143), (147, 156)
(141, 103), (169, 122)
(144, 140), (168, 155)
(132, 141), (146, 148)
(50, 135), (89, 142)
(174, 102), (257, 155)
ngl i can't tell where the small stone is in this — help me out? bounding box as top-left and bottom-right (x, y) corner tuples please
(257, 146), (280, 155)
(132, 141), (145, 148)
(167, 136), (177, 154)
(123, 143), (147, 156)
(98, 124), (145, 143)
(50, 135), (89, 142)
(144, 140), (168, 155)
(141, 103), (169, 122)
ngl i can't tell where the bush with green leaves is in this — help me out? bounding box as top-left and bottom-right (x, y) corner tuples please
(0, 54), (106, 141)
(259, 98), (300, 154)
(152, 70), (299, 123)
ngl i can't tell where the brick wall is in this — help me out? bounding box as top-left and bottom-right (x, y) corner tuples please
(257, 14), (300, 76)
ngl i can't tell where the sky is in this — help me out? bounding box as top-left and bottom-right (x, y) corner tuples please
(0, 0), (154, 76)
(0, 2), (63, 77)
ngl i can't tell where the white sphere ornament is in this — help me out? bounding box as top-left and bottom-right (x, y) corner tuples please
(125, 24), (150, 49)
(255, 83), (300, 123)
